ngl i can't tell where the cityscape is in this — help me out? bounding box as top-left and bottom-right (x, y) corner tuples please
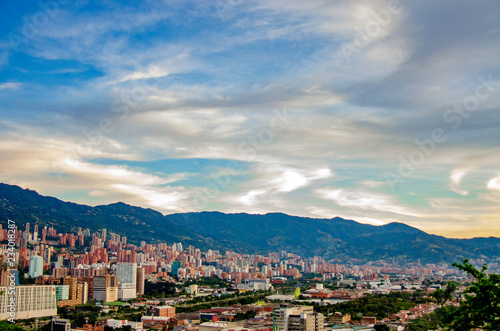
(1, 0), (500, 330)
(1, 220), (498, 331)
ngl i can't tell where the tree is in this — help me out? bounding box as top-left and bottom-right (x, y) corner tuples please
(408, 318), (430, 331)
(0, 321), (25, 330)
(431, 281), (457, 306)
(374, 325), (390, 331)
(439, 259), (500, 331)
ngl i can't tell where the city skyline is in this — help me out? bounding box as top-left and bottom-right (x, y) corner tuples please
(1, 1), (500, 238)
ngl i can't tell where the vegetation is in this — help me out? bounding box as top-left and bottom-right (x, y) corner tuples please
(437, 259), (500, 330)
(175, 291), (269, 313)
(234, 310), (257, 321)
(430, 281), (457, 306)
(0, 321), (25, 331)
(182, 276), (230, 288)
(143, 280), (177, 298)
(314, 292), (425, 320)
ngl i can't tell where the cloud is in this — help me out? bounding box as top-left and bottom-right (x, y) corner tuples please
(449, 168), (469, 196)
(487, 176), (500, 191)
(317, 187), (422, 218)
(1, 0), (500, 237)
(0, 82), (22, 90)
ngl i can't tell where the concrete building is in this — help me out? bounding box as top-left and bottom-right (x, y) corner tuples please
(107, 319), (143, 330)
(146, 305), (176, 318)
(58, 276), (88, 307)
(93, 275), (118, 302)
(51, 318), (71, 331)
(273, 305), (314, 331)
(136, 266), (145, 296)
(237, 278), (272, 291)
(330, 313), (351, 324)
(199, 322), (233, 331)
(0, 285), (57, 320)
(28, 255), (44, 278)
(288, 313), (324, 331)
(116, 262), (137, 300)
(188, 284), (198, 295)
(55, 285), (70, 301)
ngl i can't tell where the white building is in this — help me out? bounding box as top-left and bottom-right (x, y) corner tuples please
(237, 278), (272, 291)
(0, 285), (57, 320)
(116, 262), (137, 300)
(28, 256), (44, 278)
(107, 319), (143, 330)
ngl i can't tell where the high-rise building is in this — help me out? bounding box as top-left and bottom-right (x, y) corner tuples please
(136, 266), (145, 296)
(28, 256), (44, 278)
(57, 277), (88, 307)
(171, 261), (181, 276)
(0, 285), (57, 320)
(116, 262), (137, 300)
(93, 275), (119, 303)
(101, 228), (107, 243)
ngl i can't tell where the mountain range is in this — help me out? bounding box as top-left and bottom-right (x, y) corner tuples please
(1, 183), (499, 264)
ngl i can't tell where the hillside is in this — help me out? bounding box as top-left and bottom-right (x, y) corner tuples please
(166, 212), (499, 263)
(0, 183), (217, 249)
(1, 183), (499, 263)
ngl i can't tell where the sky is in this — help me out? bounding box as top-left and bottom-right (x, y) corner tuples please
(1, 0), (500, 238)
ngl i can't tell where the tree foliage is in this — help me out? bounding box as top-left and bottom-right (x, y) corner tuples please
(439, 259), (500, 331)
(314, 292), (420, 319)
(0, 321), (25, 330)
(430, 281), (457, 306)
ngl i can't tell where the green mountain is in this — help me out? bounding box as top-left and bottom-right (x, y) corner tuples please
(0, 183), (216, 248)
(1, 183), (499, 263)
(167, 211), (500, 263)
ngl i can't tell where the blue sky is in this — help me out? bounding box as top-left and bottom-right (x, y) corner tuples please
(1, 0), (500, 238)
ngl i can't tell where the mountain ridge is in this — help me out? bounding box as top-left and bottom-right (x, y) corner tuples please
(1, 183), (499, 263)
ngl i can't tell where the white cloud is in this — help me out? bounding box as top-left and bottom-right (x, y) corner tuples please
(317, 187), (421, 217)
(487, 176), (500, 191)
(0, 82), (22, 90)
(237, 189), (266, 206)
(449, 168), (469, 196)
(273, 170), (309, 192)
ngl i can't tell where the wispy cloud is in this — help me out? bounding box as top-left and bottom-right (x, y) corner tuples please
(1, 0), (500, 237)
(0, 82), (21, 90)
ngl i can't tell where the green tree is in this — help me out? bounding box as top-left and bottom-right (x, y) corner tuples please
(374, 325), (390, 331)
(439, 259), (500, 331)
(408, 318), (430, 331)
(431, 281), (457, 306)
(0, 321), (25, 330)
